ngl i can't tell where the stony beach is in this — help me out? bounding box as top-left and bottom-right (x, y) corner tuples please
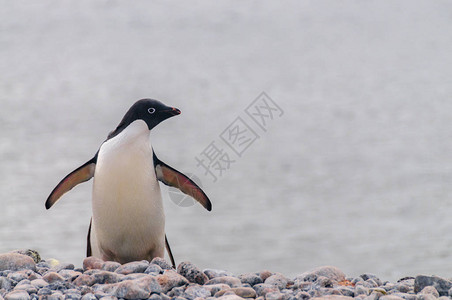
(0, 250), (451, 300)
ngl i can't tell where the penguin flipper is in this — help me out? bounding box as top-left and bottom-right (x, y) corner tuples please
(45, 156), (97, 209)
(165, 234), (176, 268)
(153, 153), (212, 211)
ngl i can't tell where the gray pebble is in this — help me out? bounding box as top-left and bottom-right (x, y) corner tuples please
(203, 269), (233, 279)
(101, 263), (120, 273)
(177, 262), (208, 285)
(265, 273), (289, 289)
(419, 286), (439, 298)
(37, 288), (52, 295)
(148, 294), (162, 300)
(114, 261), (149, 275)
(0, 277), (12, 291)
(13, 283), (37, 294)
(238, 273), (263, 286)
(144, 264), (162, 275)
(414, 276), (452, 297)
(81, 294), (96, 300)
(205, 276), (241, 288)
(297, 266), (346, 283)
(253, 283), (279, 297)
(336, 286), (354, 297)
(416, 295), (437, 300)
(4, 290), (30, 300)
(149, 258), (173, 271)
(0, 254), (36, 273)
(184, 284), (212, 299)
(361, 274), (383, 286)
(355, 285), (370, 296)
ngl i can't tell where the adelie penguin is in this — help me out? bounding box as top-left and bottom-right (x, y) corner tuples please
(46, 99), (212, 267)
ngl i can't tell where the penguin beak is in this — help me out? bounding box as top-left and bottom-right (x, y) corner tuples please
(170, 107), (181, 115)
(164, 107), (181, 116)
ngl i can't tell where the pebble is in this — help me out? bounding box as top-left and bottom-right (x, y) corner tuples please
(414, 275), (452, 296)
(4, 290), (30, 300)
(114, 261), (149, 275)
(156, 270), (189, 293)
(238, 273), (263, 286)
(203, 269), (234, 279)
(150, 258), (173, 270)
(177, 261), (208, 285)
(3, 250), (452, 300)
(265, 273), (289, 289)
(0, 254), (36, 273)
(206, 276), (242, 287)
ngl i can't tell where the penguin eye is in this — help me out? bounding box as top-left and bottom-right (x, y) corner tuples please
(148, 108), (156, 114)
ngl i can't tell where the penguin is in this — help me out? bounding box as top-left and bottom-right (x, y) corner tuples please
(45, 99), (212, 267)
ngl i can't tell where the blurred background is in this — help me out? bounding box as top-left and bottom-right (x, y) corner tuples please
(1, 1), (451, 281)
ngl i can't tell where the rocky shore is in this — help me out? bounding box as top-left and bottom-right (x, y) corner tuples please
(0, 250), (451, 300)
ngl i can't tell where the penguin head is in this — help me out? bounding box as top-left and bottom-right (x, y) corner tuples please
(108, 99), (181, 139)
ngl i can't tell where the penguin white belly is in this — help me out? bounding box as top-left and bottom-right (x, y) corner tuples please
(91, 120), (165, 263)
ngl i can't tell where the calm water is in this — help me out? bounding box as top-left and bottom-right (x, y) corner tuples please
(1, 1), (451, 281)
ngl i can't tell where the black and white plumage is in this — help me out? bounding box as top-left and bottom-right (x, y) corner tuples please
(46, 99), (212, 267)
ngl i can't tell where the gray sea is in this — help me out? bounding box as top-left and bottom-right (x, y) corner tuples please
(1, 1), (451, 282)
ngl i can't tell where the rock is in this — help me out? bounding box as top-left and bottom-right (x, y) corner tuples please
(8, 270), (40, 283)
(30, 279), (48, 289)
(0, 277), (13, 290)
(80, 293), (96, 300)
(72, 274), (95, 287)
(11, 250), (41, 264)
(224, 287), (256, 298)
(265, 273), (289, 289)
(379, 296), (406, 300)
(57, 270), (82, 280)
(296, 291), (311, 300)
(203, 269), (234, 279)
(336, 286), (354, 297)
(114, 261), (149, 275)
(42, 272), (65, 284)
(91, 271), (123, 285)
(206, 276), (242, 288)
(203, 283), (231, 295)
(259, 270), (273, 282)
(14, 283), (37, 294)
(311, 296), (353, 300)
(184, 284), (211, 298)
(101, 262), (121, 273)
(420, 286), (440, 298)
(355, 285), (369, 296)
(360, 274), (383, 286)
(238, 273), (263, 286)
(166, 286), (185, 297)
(0, 254), (36, 272)
(297, 266), (345, 283)
(156, 270), (189, 293)
(144, 264), (163, 275)
(414, 276), (452, 296)
(177, 261), (208, 285)
(82, 257), (104, 271)
(217, 295), (246, 300)
(253, 283), (279, 297)
(4, 290), (30, 300)
(97, 275), (161, 300)
(265, 291), (284, 300)
(121, 273), (148, 281)
(37, 288), (52, 295)
(150, 257), (173, 270)
(416, 295), (437, 300)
